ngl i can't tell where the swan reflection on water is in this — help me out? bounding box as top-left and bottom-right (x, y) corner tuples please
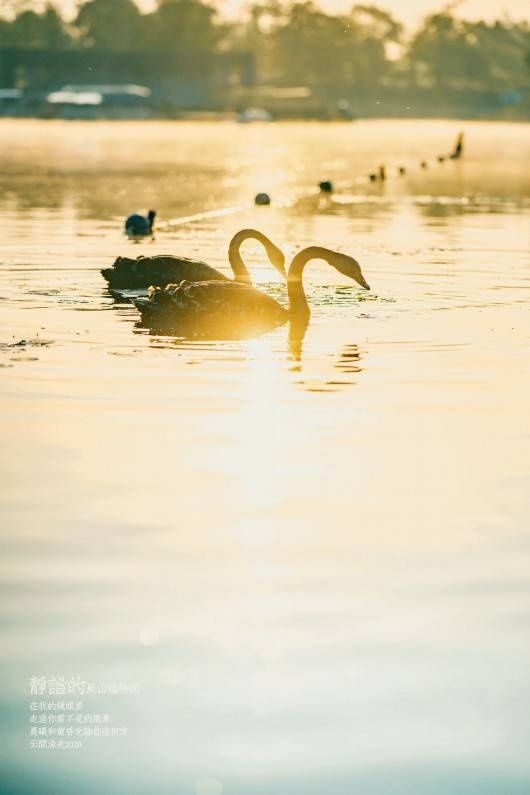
(134, 296), (364, 394)
(287, 313), (363, 393)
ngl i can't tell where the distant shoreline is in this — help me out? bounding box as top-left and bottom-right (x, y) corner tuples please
(1, 113), (529, 123)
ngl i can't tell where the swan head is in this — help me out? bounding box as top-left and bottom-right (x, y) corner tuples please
(332, 252), (370, 290)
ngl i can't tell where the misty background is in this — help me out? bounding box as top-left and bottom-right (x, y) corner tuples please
(1, 1), (529, 119)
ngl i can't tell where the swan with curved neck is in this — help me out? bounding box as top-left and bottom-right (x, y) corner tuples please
(287, 246), (369, 317)
(226, 229), (284, 285)
(101, 228), (285, 290)
(134, 246), (370, 338)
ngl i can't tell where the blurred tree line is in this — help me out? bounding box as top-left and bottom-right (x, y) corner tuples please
(1, 0), (529, 112)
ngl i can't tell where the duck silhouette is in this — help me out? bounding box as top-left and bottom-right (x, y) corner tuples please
(124, 210), (156, 240)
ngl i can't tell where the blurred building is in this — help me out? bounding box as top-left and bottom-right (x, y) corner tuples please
(0, 46), (254, 117)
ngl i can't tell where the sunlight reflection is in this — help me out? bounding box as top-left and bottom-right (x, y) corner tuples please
(230, 517), (279, 546)
(199, 335), (303, 549)
(229, 338), (290, 522)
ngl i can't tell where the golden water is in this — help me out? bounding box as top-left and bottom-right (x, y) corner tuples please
(1, 119), (529, 794)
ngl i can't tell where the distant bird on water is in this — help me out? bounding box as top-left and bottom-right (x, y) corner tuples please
(369, 167), (385, 183)
(124, 209), (156, 240)
(319, 180), (333, 193)
(101, 229), (285, 290)
(255, 192), (271, 206)
(134, 246), (370, 339)
(450, 132), (464, 160)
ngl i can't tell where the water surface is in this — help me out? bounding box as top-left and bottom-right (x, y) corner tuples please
(1, 119), (529, 795)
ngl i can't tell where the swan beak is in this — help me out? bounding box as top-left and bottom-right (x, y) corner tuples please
(358, 274), (370, 290)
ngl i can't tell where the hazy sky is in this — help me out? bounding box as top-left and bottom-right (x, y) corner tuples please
(41, 0), (530, 28)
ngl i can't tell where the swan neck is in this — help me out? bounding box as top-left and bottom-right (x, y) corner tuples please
(287, 247), (329, 316)
(228, 229), (273, 285)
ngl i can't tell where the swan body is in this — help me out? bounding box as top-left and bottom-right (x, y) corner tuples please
(135, 280), (288, 338)
(102, 229), (285, 290)
(134, 246), (370, 339)
(102, 254), (228, 290)
(125, 209), (156, 239)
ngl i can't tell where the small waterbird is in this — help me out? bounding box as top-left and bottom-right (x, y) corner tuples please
(124, 209), (156, 240)
(319, 180), (333, 193)
(369, 167), (385, 183)
(450, 132), (464, 159)
(134, 247), (370, 339)
(101, 229), (285, 290)
(254, 192), (271, 205)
